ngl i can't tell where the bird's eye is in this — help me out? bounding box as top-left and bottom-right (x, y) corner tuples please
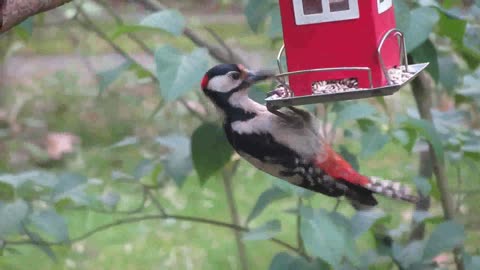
(230, 72), (240, 80)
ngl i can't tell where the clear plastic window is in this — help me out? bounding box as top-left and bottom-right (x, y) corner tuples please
(293, 0), (359, 25)
(329, 0), (350, 12)
(302, 0), (323, 15)
(377, 0), (392, 13)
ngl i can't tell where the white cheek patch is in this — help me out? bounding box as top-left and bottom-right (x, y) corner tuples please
(207, 76), (241, 93)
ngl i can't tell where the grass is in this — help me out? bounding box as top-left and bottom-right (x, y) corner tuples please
(2, 9), (480, 270)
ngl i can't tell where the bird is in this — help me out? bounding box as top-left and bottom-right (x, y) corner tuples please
(200, 63), (418, 206)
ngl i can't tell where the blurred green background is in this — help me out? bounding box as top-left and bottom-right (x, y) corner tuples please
(1, 0), (480, 269)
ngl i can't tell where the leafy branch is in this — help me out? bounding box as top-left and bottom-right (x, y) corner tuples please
(4, 207), (303, 259)
(136, 0), (245, 65)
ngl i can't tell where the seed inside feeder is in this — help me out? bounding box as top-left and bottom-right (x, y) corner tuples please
(312, 77), (360, 95)
(387, 66), (414, 85)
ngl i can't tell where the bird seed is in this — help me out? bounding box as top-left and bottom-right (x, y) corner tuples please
(312, 77), (360, 95)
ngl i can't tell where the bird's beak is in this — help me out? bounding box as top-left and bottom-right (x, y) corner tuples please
(238, 65), (275, 87)
(244, 70), (276, 85)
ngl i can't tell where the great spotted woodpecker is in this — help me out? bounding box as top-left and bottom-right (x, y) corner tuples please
(201, 63), (417, 206)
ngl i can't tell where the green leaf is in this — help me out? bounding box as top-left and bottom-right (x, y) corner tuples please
(97, 60), (132, 95)
(269, 252), (328, 270)
(14, 17), (34, 41)
(465, 254), (480, 270)
(301, 208), (359, 268)
(350, 209), (387, 238)
(51, 173), (88, 205)
(191, 123), (233, 183)
(138, 163), (163, 187)
(392, 241), (425, 269)
(110, 25), (158, 39)
(423, 221), (464, 261)
(334, 102), (377, 126)
(0, 200), (29, 238)
(405, 8), (439, 52)
(438, 55), (460, 93)
(438, 11), (467, 47)
(0, 182), (14, 201)
(246, 187), (289, 224)
(156, 134), (192, 186)
(414, 176), (431, 197)
(267, 7), (282, 39)
(411, 39), (439, 82)
(339, 146), (360, 171)
(392, 128), (417, 152)
(394, 0), (411, 34)
(269, 252), (296, 270)
(245, 0), (274, 32)
(360, 125), (389, 158)
(100, 191), (121, 209)
(23, 228), (57, 262)
(155, 46), (209, 102)
(29, 209), (69, 242)
(243, 220), (281, 241)
(412, 211), (442, 225)
(401, 118), (444, 164)
(109, 136), (139, 149)
(133, 159), (156, 180)
(461, 24), (480, 69)
(122, 9), (186, 37)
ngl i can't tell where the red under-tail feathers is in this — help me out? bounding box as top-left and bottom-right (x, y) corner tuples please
(315, 145), (370, 186)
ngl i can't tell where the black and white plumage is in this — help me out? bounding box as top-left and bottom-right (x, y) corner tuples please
(200, 64), (417, 206)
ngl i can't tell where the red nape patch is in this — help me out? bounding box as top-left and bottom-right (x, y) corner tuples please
(201, 75), (209, 90)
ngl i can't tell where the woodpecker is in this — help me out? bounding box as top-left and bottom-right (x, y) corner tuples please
(200, 63), (417, 206)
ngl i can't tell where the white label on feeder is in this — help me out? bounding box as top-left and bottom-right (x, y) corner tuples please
(377, 0), (393, 14)
(293, 0), (359, 25)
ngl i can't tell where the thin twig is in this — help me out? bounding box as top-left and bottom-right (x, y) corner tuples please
(75, 5), (205, 122)
(81, 187), (148, 215)
(93, 0), (154, 56)
(136, 0), (245, 65)
(332, 198), (342, 212)
(296, 198), (306, 256)
(222, 161), (249, 270)
(455, 166), (463, 213)
(205, 27), (234, 63)
(146, 189), (167, 216)
(4, 213), (304, 258)
(178, 99), (208, 122)
(75, 8), (139, 68)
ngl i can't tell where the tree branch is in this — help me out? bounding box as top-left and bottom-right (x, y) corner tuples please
(1, 0), (73, 33)
(136, 0), (245, 65)
(410, 69), (464, 270)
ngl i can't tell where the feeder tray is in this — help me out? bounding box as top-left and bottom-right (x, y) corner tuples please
(265, 29), (429, 110)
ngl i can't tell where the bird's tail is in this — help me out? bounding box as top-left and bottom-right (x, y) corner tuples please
(364, 176), (418, 203)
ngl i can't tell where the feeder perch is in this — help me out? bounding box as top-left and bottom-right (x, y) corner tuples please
(266, 0), (429, 110)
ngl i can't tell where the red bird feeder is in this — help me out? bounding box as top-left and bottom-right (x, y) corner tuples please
(266, 0), (429, 109)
